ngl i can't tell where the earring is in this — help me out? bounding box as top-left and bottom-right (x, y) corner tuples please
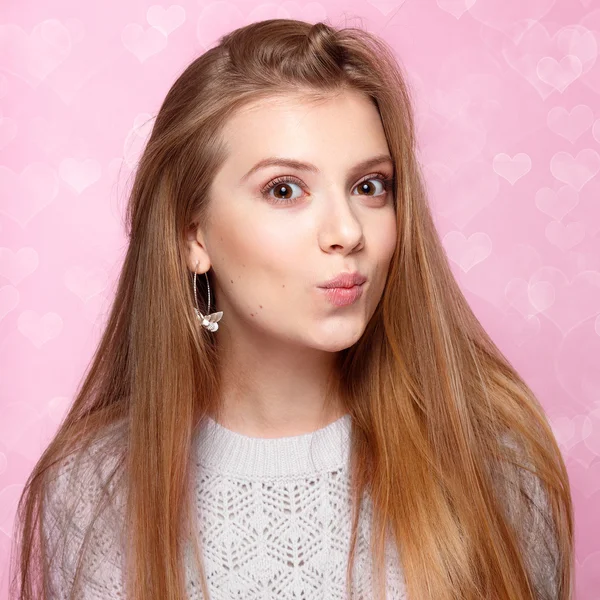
(192, 262), (223, 332)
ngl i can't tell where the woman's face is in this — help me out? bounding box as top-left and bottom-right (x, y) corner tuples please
(188, 89), (398, 352)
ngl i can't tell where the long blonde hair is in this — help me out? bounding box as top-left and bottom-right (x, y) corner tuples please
(10, 18), (574, 600)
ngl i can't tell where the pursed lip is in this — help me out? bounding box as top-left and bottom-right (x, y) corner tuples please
(318, 271), (367, 289)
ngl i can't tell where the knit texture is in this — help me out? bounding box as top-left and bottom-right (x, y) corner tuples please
(41, 414), (560, 599)
(184, 413), (405, 599)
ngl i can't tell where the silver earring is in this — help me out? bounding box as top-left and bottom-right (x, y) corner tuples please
(192, 262), (223, 332)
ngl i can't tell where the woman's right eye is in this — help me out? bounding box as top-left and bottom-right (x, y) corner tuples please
(260, 176), (305, 204)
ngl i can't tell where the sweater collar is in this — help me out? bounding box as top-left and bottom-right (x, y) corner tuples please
(194, 413), (352, 478)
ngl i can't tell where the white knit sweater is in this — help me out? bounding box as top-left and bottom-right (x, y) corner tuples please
(42, 413), (559, 599)
(186, 413), (405, 599)
(43, 413), (405, 599)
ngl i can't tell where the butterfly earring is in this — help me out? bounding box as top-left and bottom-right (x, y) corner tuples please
(192, 262), (223, 332)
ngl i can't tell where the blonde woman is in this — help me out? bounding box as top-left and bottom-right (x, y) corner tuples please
(10, 18), (574, 600)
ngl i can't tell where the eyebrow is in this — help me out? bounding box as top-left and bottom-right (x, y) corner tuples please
(240, 153), (394, 183)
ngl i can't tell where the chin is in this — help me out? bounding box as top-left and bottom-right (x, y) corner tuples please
(311, 326), (366, 352)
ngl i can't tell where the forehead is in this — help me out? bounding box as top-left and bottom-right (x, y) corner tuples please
(217, 91), (390, 175)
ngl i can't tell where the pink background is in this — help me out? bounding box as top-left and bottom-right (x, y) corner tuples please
(1, 0), (599, 598)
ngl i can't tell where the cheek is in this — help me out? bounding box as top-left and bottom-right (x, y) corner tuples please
(383, 220), (398, 259)
(247, 219), (303, 272)
(211, 212), (301, 274)
(370, 209), (398, 260)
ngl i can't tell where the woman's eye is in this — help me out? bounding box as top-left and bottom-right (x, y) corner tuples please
(261, 177), (304, 204)
(260, 173), (394, 205)
(353, 177), (390, 197)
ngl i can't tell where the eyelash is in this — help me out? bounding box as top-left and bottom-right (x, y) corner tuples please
(260, 172), (396, 205)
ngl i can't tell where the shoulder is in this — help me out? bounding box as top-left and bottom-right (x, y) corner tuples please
(44, 419), (127, 518)
(494, 432), (561, 600)
(494, 432), (555, 526)
(42, 419), (128, 598)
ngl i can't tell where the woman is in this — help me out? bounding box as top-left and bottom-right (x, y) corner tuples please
(10, 18), (574, 600)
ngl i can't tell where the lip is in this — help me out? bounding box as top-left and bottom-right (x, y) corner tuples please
(318, 283), (364, 307)
(318, 271), (367, 289)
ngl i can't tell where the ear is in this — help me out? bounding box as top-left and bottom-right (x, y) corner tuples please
(185, 221), (211, 274)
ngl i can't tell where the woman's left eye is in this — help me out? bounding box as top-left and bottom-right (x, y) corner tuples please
(260, 173), (395, 205)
